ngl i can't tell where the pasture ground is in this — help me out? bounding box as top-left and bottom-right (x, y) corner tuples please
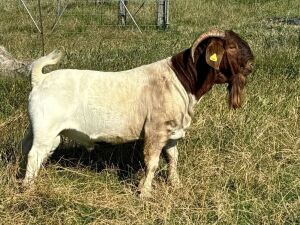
(0, 0), (299, 224)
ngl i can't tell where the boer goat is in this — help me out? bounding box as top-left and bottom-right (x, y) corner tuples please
(21, 30), (254, 197)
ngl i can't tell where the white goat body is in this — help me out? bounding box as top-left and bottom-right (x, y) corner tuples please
(29, 51), (193, 146)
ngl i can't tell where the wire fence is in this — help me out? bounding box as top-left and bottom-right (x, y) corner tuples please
(0, 0), (171, 56)
(17, 0), (169, 32)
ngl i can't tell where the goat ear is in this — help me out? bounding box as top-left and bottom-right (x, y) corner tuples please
(205, 39), (225, 70)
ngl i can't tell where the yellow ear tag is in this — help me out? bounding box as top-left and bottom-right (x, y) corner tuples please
(210, 53), (218, 62)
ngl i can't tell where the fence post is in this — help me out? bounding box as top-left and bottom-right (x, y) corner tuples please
(157, 0), (169, 29)
(119, 0), (128, 25)
(57, 0), (61, 17)
(38, 0), (45, 56)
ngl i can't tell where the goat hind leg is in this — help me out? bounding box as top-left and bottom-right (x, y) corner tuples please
(23, 135), (60, 186)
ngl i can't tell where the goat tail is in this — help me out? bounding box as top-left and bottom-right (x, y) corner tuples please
(31, 50), (63, 87)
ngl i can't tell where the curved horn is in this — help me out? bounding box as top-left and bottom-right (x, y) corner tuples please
(191, 29), (225, 62)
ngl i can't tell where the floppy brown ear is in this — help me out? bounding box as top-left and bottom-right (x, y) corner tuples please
(205, 39), (225, 70)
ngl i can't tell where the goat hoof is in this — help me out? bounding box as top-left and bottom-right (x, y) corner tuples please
(22, 177), (34, 188)
(168, 176), (182, 188)
(138, 188), (152, 199)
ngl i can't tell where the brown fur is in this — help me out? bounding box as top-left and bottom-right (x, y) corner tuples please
(171, 30), (254, 108)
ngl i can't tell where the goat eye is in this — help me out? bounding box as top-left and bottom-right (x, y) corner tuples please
(247, 62), (254, 70)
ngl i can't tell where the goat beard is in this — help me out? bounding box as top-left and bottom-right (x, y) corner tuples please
(228, 74), (246, 109)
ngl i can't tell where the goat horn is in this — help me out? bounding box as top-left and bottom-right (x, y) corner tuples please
(191, 29), (225, 62)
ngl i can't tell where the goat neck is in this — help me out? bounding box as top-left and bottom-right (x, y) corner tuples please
(170, 43), (216, 101)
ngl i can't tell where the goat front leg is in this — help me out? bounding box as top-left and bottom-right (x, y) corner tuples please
(138, 129), (168, 198)
(163, 140), (181, 187)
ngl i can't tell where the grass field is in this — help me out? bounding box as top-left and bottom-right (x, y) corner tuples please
(0, 0), (300, 224)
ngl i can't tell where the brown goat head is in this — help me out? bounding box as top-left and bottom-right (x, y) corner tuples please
(171, 29), (254, 109)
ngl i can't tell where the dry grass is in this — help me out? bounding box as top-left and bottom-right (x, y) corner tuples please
(0, 0), (300, 224)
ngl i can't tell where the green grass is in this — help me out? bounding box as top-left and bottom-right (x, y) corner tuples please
(0, 0), (300, 224)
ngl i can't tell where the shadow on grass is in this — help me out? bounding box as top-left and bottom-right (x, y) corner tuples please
(49, 140), (145, 183)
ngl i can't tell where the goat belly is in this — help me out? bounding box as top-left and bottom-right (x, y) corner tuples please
(58, 99), (145, 145)
(61, 127), (140, 146)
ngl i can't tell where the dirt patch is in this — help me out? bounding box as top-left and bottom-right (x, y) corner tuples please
(270, 17), (300, 26)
